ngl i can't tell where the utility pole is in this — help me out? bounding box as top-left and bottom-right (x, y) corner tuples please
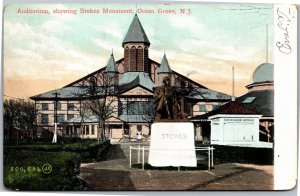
(52, 91), (60, 143)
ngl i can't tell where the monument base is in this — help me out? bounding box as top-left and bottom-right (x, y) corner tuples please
(148, 122), (197, 167)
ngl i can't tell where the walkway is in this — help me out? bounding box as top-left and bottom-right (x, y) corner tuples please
(80, 142), (273, 190)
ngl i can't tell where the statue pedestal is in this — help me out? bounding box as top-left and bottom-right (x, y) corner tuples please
(148, 122), (197, 167)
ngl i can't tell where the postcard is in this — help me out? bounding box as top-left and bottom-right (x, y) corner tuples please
(2, 2), (297, 191)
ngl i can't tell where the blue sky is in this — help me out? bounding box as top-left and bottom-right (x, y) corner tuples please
(3, 3), (273, 98)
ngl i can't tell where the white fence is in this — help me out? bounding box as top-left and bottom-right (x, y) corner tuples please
(129, 145), (215, 170)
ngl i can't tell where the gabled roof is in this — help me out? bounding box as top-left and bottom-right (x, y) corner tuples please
(122, 14), (150, 46)
(157, 54), (172, 73)
(30, 86), (117, 100)
(105, 54), (118, 73)
(118, 72), (156, 92)
(187, 87), (231, 101)
(30, 87), (87, 100)
(191, 101), (257, 120)
(212, 101), (257, 115)
(64, 58), (124, 87)
(235, 89), (274, 117)
(149, 58), (208, 89)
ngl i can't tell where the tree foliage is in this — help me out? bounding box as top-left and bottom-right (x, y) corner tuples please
(4, 99), (36, 140)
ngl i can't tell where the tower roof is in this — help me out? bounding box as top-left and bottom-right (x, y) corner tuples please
(105, 53), (118, 73)
(252, 63), (273, 83)
(122, 14), (150, 46)
(157, 54), (172, 73)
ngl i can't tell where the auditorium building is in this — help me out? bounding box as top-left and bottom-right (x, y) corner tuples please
(30, 14), (232, 141)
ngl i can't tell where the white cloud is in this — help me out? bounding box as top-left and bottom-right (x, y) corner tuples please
(102, 27), (123, 39)
(176, 37), (262, 64)
(169, 15), (207, 37)
(91, 21), (123, 40)
(93, 39), (123, 55)
(41, 20), (75, 34)
(4, 21), (105, 80)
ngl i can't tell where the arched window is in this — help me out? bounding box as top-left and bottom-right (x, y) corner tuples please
(130, 46), (137, 71)
(144, 47), (149, 72)
(137, 46), (143, 71)
(124, 46), (130, 71)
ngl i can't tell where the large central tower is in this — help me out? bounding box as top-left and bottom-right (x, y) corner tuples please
(122, 14), (150, 72)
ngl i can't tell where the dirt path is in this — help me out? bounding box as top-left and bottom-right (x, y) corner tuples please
(80, 143), (274, 190)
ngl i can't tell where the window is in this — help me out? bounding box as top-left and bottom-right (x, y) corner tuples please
(42, 103), (48, 110)
(212, 105), (219, 110)
(119, 101), (127, 115)
(124, 46), (130, 68)
(137, 125), (142, 132)
(54, 102), (61, 110)
(90, 77), (97, 92)
(242, 97), (256, 103)
(67, 103), (75, 111)
(144, 47), (149, 72)
(67, 114), (74, 120)
(137, 46), (143, 71)
(86, 126), (90, 135)
(41, 114), (48, 124)
(124, 124), (129, 135)
(199, 104), (206, 112)
(127, 101), (154, 115)
(66, 127), (69, 135)
(92, 125), (96, 135)
(57, 114), (64, 123)
(127, 102), (139, 115)
(130, 46), (137, 71)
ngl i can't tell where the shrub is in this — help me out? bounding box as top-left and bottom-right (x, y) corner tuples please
(195, 143), (273, 165)
(4, 150), (86, 190)
(3, 140), (111, 190)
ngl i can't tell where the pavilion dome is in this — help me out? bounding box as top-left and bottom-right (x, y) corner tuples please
(252, 63), (274, 83)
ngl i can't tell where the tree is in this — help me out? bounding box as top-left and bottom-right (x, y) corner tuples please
(3, 99), (36, 143)
(79, 71), (119, 143)
(74, 100), (92, 139)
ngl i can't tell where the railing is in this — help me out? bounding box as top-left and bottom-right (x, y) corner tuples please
(129, 145), (215, 170)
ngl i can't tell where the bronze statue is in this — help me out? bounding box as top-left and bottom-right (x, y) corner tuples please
(154, 76), (176, 120)
(153, 76), (188, 121)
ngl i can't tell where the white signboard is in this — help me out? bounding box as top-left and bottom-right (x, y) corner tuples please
(208, 114), (272, 148)
(148, 122), (197, 167)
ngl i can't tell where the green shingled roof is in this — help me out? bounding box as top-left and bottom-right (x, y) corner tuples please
(157, 54), (172, 73)
(235, 90), (274, 117)
(122, 14), (150, 46)
(118, 72), (156, 91)
(105, 54), (118, 73)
